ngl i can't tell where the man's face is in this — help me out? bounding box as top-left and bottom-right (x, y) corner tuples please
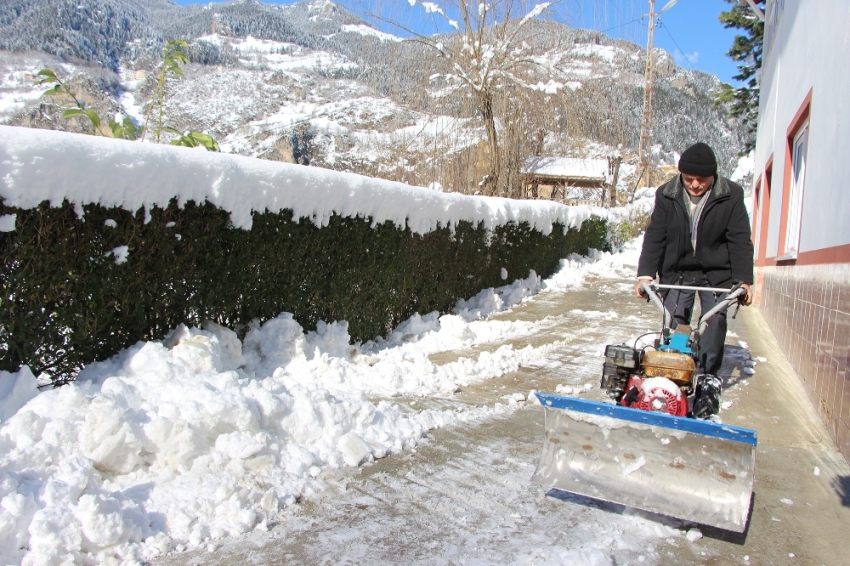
(681, 173), (713, 197)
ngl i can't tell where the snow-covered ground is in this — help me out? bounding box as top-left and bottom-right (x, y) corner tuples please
(0, 240), (645, 565)
(0, 55), (79, 123)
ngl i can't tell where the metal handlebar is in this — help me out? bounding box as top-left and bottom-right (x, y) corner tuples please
(640, 281), (673, 330)
(697, 285), (745, 336)
(640, 281), (746, 345)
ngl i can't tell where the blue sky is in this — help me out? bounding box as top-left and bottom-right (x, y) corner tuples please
(171, 0), (746, 85)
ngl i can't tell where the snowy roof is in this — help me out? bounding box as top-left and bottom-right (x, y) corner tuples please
(0, 126), (593, 235)
(523, 157), (609, 182)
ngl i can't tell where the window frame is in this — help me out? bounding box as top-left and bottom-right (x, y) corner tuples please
(776, 89), (813, 263)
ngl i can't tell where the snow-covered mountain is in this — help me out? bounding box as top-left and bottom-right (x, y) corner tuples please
(0, 0), (748, 193)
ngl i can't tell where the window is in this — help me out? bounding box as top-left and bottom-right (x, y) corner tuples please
(777, 89), (812, 262)
(784, 121), (809, 257)
(752, 178), (761, 259)
(757, 160), (772, 265)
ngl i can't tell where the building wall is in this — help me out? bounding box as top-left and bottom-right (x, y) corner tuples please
(752, 0), (850, 464)
(759, 265), (850, 462)
(754, 0), (850, 257)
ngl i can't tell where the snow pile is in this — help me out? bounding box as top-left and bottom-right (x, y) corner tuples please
(544, 236), (642, 290)
(0, 238), (630, 565)
(0, 248), (630, 565)
(0, 367), (39, 422)
(0, 126), (593, 235)
(0, 318), (523, 565)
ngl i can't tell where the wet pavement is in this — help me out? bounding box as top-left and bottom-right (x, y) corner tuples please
(156, 268), (850, 566)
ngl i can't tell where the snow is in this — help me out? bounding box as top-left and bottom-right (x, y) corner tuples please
(0, 236), (671, 565)
(340, 24), (401, 42)
(196, 34), (357, 74)
(0, 213), (15, 231)
(522, 156), (609, 182)
(0, 125), (593, 235)
(622, 455), (647, 477)
(219, 92), (406, 157)
(110, 245), (130, 264)
(0, 367), (39, 422)
(571, 44), (622, 63)
(0, 316), (519, 564)
(118, 90), (145, 125)
(0, 87), (43, 115)
(731, 151), (755, 184)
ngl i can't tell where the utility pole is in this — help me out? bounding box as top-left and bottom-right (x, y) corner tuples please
(636, 0), (677, 193)
(637, 0), (657, 191)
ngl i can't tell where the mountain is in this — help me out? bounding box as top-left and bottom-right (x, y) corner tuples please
(0, 0), (749, 196)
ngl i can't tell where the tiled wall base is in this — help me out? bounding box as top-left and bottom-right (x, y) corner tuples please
(758, 264), (850, 464)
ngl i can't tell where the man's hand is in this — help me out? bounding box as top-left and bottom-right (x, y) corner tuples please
(634, 278), (653, 299)
(740, 283), (753, 306)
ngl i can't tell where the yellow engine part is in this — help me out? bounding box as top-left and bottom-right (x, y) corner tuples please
(642, 350), (695, 386)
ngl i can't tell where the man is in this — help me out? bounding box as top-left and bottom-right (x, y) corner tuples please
(634, 142), (754, 419)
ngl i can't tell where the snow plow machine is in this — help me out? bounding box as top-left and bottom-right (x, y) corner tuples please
(532, 282), (757, 533)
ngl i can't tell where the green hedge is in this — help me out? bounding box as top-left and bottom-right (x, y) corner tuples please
(0, 198), (608, 381)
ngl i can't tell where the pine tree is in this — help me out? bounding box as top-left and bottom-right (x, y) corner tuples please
(714, 0), (765, 153)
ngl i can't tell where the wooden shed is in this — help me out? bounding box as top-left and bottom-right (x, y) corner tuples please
(522, 156), (611, 203)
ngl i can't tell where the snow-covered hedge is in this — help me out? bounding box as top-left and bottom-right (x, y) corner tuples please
(0, 126), (607, 380)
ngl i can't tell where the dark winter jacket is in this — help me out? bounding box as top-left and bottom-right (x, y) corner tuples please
(637, 175), (754, 287)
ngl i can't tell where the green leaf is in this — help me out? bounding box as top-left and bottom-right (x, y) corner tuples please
(62, 107), (103, 132)
(188, 132), (220, 152)
(108, 118), (140, 141)
(166, 129), (219, 152)
(41, 84), (63, 97)
(34, 69), (58, 85)
(84, 109), (101, 130)
(122, 117), (139, 140)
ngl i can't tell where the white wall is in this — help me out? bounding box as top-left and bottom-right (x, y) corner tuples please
(754, 0), (850, 256)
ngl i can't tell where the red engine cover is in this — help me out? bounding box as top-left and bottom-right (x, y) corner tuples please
(620, 376), (688, 417)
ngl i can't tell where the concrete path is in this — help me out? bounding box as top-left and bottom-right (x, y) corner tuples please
(157, 269), (850, 566)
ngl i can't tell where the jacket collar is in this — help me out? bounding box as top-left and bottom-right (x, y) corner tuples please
(661, 174), (730, 201)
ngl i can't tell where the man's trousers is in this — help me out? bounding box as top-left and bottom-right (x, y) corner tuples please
(661, 273), (728, 375)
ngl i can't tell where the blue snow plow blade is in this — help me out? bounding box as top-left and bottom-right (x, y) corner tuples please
(532, 393), (757, 533)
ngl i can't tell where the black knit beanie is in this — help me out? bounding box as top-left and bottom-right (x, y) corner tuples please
(678, 142), (717, 177)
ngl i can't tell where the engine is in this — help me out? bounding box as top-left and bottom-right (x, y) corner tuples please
(600, 342), (696, 417)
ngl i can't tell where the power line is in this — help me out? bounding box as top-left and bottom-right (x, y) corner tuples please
(658, 20), (698, 73)
(602, 17), (643, 34)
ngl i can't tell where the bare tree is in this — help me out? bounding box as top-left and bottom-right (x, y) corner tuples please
(385, 1), (564, 196)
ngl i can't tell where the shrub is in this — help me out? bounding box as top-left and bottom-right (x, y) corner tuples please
(0, 198), (607, 382)
(607, 206), (651, 248)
